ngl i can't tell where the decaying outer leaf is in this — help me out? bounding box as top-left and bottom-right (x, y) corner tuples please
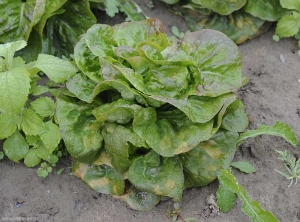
(128, 151), (184, 201)
(72, 161), (125, 195)
(114, 186), (161, 211)
(181, 130), (239, 188)
(192, 0), (247, 15)
(181, 6), (271, 44)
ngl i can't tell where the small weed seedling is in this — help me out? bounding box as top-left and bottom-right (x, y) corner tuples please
(166, 203), (196, 222)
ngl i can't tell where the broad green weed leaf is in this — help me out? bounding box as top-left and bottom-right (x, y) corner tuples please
(244, 0), (286, 21)
(0, 68), (31, 114)
(181, 130), (239, 188)
(35, 54), (78, 83)
(192, 0), (246, 15)
(218, 169), (278, 222)
(115, 186), (160, 211)
(21, 108), (47, 136)
(280, 0), (300, 11)
(3, 131), (29, 162)
(31, 97), (56, 117)
(24, 149), (41, 167)
(231, 161), (256, 173)
(128, 151), (184, 201)
(275, 15), (300, 37)
(72, 161), (125, 195)
(216, 182), (236, 213)
(0, 41), (27, 58)
(238, 121), (298, 147)
(32, 85), (49, 96)
(0, 113), (17, 139)
(40, 121), (61, 152)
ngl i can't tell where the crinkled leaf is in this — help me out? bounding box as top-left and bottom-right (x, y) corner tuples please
(42, 0), (96, 57)
(24, 148), (41, 167)
(0, 113), (17, 140)
(275, 15), (300, 38)
(192, 0), (246, 15)
(216, 182), (236, 213)
(133, 108), (213, 157)
(56, 98), (103, 161)
(3, 131), (29, 162)
(85, 24), (116, 57)
(180, 29), (242, 97)
(0, 1), (44, 42)
(244, 0), (286, 21)
(231, 161), (256, 173)
(181, 6), (270, 45)
(151, 93), (236, 124)
(280, 0), (300, 10)
(238, 121), (298, 147)
(102, 122), (147, 172)
(113, 18), (170, 48)
(74, 35), (102, 82)
(35, 54), (78, 83)
(21, 108), (47, 136)
(221, 100), (249, 132)
(128, 151), (184, 201)
(30, 97), (56, 117)
(218, 169), (278, 222)
(0, 68), (31, 114)
(115, 186), (160, 211)
(66, 72), (98, 103)
(181, 130), (239, 188)
(72, 161), (124, 195)
(40, 121), (61, 152)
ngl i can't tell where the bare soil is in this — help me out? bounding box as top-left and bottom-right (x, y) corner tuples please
(1, 1), (300, 221)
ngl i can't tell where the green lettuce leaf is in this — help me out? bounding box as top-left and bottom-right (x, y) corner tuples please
(72, 161), (125, 195)
(128, 151), (184, 201)
(244, 0), (287, 21)
(56, 98), (103, 161)
(181, 130), (239, 188)
(102, 122), (147, 172)
(192, 0), (247, 15)
(181, 5), (270, 45)
(133, 107), (214, 157)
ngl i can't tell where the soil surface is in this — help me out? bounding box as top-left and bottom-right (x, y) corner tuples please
(1, 1), (300, 221)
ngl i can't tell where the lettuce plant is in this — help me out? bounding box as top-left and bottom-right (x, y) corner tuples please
(51, 18), (298, 214)
(0, 40), (77, 175)
(160, 0), (287, 44)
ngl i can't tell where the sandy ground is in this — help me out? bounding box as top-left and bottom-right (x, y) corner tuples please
(1, 0), (300, 221)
